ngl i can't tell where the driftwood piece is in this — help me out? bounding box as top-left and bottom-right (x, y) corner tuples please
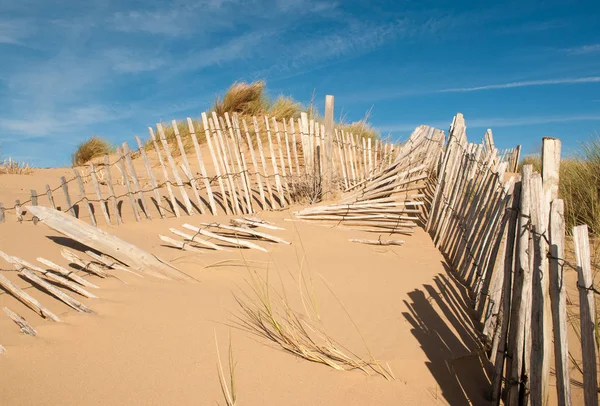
(169, 228), (225, 251)
(349, 239), (404, 246)
(28, 206), (193, 282)
(37, 257), (99, 289)
(183, 223), (268, 252)
(0, 273), (60, 322)
(3, 307), (37, 336)
(19, 269), (94, 313)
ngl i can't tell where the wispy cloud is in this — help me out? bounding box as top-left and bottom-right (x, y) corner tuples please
(436, 76), (600, 93)
(565, 44), (600, 55)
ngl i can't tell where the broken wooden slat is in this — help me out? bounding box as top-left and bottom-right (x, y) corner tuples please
(230, 218), (284, 231)
(183, 223), (268, 252)
(104, 154), (123, 225)
(0, 273), (60, 322)
(349, 239), (404, 246)
(28, 205), (192, 282)
(3, 307), (37, 336)
(198, 222), (291, 245)
(169, 228), (226, 251)
(61, 176), (75, 217)
(37, 257), (99, 289)
(19, 269), (94, 313)
(61, 249), (108, 278)
(159, 235), (204, 253)
(85, 251), (143, 278)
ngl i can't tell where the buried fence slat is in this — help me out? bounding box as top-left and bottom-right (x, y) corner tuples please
(61, 249), (108, 279)
(104, 155), (123, 225)
(169, 228), (225, 251)
(157, 123), (194, 216)
(37, 257), (99, 289)
(0, 202), (4, 223)
(349, 238), (404, 246)
(197, 222), (291, 245)
(3, 307), (37, 336)
(28, 205), (192, 282)
(45, 184), (56, 210)
(19, 269), (94, 313)
(85, 251), (143, 278)
(115, 147), (140, 223)
(548, 199), (571, 406)
(122, 142), (152, 219)
(60, 176), (75, 217)
(171, 120), (204, 214)
(159, 235), (204, 253)
(201, 113), (230, 215)
(15, 199), (22, 223)
(573, 225), (598, 406)
(73, 168), (97, 226)
(148, 127), (180, 218)
(89, 163), (111, 226)
(187, 118), (218, 215)
(183, 223), (268, 252)
(30, 190), (38, 225)
(230, 218), (284, 230)
(0, 273), (60, 322)
(135, 135), (166, 218)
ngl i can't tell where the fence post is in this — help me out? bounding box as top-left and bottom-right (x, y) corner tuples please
(324, 95), (334, 198)
(30, 190), (38, 225)
(573, 225), (598, 406)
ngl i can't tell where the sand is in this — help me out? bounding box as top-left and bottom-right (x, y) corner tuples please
(0, 166), (494, 405)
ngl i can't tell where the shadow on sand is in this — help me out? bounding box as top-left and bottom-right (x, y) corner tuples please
(402, 261), (493, 405)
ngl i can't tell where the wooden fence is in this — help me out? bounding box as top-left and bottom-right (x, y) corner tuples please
(0, 98), (402, 226)
(427, 113), (598, 406)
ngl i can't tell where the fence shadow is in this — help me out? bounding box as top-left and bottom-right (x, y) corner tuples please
(402, 261), (493, 405)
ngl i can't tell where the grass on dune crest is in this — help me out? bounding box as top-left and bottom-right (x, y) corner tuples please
(72, 136), (114, 166)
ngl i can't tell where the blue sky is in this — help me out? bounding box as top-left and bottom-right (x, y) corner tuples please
(1, 0), (599, 167)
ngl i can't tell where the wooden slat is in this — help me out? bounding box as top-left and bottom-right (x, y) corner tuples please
(171, 120), (204, 214)
(115, 147), (141, 222)
(156, 123), (194, 216)
(252, 116), (276, 209)
(122, 142), (152, 219)
(148, 127), (180, 217)
(0, 273), (60, 322)
(573, 224), (598, 406)
(37, 257), (99, 289)
(272, 117), (291, 201)
(0, 202), (4, 223)
(241, 118), (267, 210)
(183, 223), (268, 252)
(159, 235), (204, 253)
(201, 113), (230, 215)
(73, 168), (97, 226)
(264, 116), (285, 206)
(211, 114), (241, 214)
(134, 135), (166, 218)
(30, 190), (39, 224)
(169, 228), (226, 251)
(197, 222), (290, 245)
(103, 155), (123, 225)
(3, 307), (37, 336)
(60, 176), (75, 217)
(19, 269), (94, 313)
(89, 163), (111, 225)
(225, 113), (253, 214)
(187, 118), (218, 215)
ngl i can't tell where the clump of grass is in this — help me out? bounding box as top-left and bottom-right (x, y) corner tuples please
(72, 136), (113, 166)
(214, 81), (269, 118)
(232, 265), (394, 379)
(215, 331), (236, 406)
(0, 158), (33, 175)
(269, 96), (302, 120)
(338, 108), (380, 141)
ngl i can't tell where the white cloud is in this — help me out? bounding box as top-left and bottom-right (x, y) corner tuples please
(436, 76), (600, 93)
(565, 44), (600, 55)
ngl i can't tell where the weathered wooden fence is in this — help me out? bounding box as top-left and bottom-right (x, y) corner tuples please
(0, 97), (402, 226)
(426, 113), (597, 406)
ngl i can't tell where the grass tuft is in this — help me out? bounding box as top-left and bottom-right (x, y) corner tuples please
(72, 136), (113, 166)
(215, 331), (236, 406)
(269, 95), (303, 120)
(213, 81), (269, 118)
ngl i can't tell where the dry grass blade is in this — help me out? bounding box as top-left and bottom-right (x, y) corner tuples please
(215, 331), (236, 406)
(232, 264), (393, 379)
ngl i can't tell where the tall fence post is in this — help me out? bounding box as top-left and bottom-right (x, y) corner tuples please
(324, 95), (334, 199)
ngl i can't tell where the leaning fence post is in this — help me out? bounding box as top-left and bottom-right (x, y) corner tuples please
(45, 184), (56, 210)
(60, 176), (75, 217)
(573, 225), (598, 406)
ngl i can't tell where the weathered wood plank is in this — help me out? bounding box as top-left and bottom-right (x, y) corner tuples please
(89, 163), (111, 225)
(3, 307), (37, 336)
(183, 223), (268, 252)
(37, 257), (100, 289)
(19, 269), (94, 313)
(122, 142), (152, 219)
(103, 155), (123, 225)
(148, 127), (180, 217)
(60, 176), (76, 217)
(187, 118), (217, 215)
(73, 168), (97, 226)
(115, 147), (141, 222)
(171, 120), (204, 214)
(197, 222), (291, 245)
(134, 135), (166, 218)
(0, 273), (60, 321)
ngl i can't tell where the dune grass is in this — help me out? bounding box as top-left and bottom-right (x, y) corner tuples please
(215, 331), (236, 406)
(0, 158), (33, 175)
(72, 136), (113, 166)
(518, 135), (600, 235)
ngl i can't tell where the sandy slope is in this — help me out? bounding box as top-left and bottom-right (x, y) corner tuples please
(0, 187), (491, 405)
